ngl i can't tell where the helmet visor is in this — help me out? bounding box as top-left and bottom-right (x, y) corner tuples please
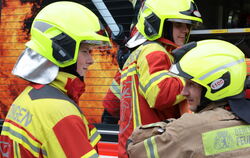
(83, 40), (110, 47)
(167, 18), (199, 26)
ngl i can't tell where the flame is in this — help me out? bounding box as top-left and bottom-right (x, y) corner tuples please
(0, 1), (32, 119)
(0, 1), (119, 123)
(80, 44), (118, 123)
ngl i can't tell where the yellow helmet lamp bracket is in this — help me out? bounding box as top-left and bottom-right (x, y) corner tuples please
(51, 32), (76, 63)
(143, 12), (161, 39)
(26, 21), (80, 67)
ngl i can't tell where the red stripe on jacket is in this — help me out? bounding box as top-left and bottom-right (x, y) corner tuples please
(53, 115), (93, 158)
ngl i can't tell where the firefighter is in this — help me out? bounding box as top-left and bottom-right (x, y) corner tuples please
(116, 0), (202, 157)
(0, 1), (110, 158)
(102, 0), (203, 125)
(127, 39), (250, 158)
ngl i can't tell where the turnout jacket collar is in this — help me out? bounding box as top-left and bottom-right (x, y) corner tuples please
(157, 37), (178, 52)
(199, 102), (228, 113)
(49, 71), (85, 103)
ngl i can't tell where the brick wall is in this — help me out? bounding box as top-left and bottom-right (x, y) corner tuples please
(0, 0), (122, 123)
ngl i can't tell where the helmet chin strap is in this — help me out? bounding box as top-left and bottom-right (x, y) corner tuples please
(59, 63), (84, 81)
(78, 76), (84, 82)
(196, 87), (212, 112)
(197, 87), (246, 113)
(163, 21), (174, 42)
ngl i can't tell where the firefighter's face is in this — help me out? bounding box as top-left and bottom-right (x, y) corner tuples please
(172, 22), (190, 46)
(76, 43), (94, 77)
(181, 79), (202, 112)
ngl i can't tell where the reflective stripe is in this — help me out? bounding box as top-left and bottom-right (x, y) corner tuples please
(121, 44), (142, 82)
(0, 141), (10, 157)
(139, 71), (170, 94)
(81, 149), (99, 158)
(121, 64), (137, 81)
(132, 76), (141, 128)
(202, 125), (250, 156)
(82, 115), (90, 138)
(122, 46), (141, 69)
(2, 126), (47, 157)
(199, 58), (244, 80)
(14, 141), (20, 158)
(90, 127), (101, 147)
(81, 115), (101, 147)
(110, 80), (121, 99)
(33, 21), (53, 32)
(144, 136), (159, 158)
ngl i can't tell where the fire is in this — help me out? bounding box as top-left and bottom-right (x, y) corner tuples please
(80, 44), (118, 123)
(0, 0), (119, 123)
(0, 0), (32, 119)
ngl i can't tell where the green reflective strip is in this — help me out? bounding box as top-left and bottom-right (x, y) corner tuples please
(0, 141), (9, 157)
(84, 150), (99, 158)
(132, 76), (141, 128)
(110, 80), (121, 99)
(123, 47), (141, 68)
(2, 126), (47, 156)
(202, 125), (250, 156)
(144, 136), (159, 158)
(14, 141), (20, 158)
(90, 130), (98, 143)
(89, 152), (99, 158)
(90, 128), (100, 146)
(139, 72), (169, 94)
(121, 66), (137, 79)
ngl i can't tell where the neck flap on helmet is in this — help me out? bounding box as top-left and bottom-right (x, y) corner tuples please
(12, 48), (59, 84)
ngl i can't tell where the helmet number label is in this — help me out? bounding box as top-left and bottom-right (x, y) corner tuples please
(211, 79), (225, 90)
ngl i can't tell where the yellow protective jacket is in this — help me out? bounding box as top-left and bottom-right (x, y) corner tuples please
(0, 72), (100, 158)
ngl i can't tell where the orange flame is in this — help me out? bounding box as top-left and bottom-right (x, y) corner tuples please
(0, 1), (119, 123)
